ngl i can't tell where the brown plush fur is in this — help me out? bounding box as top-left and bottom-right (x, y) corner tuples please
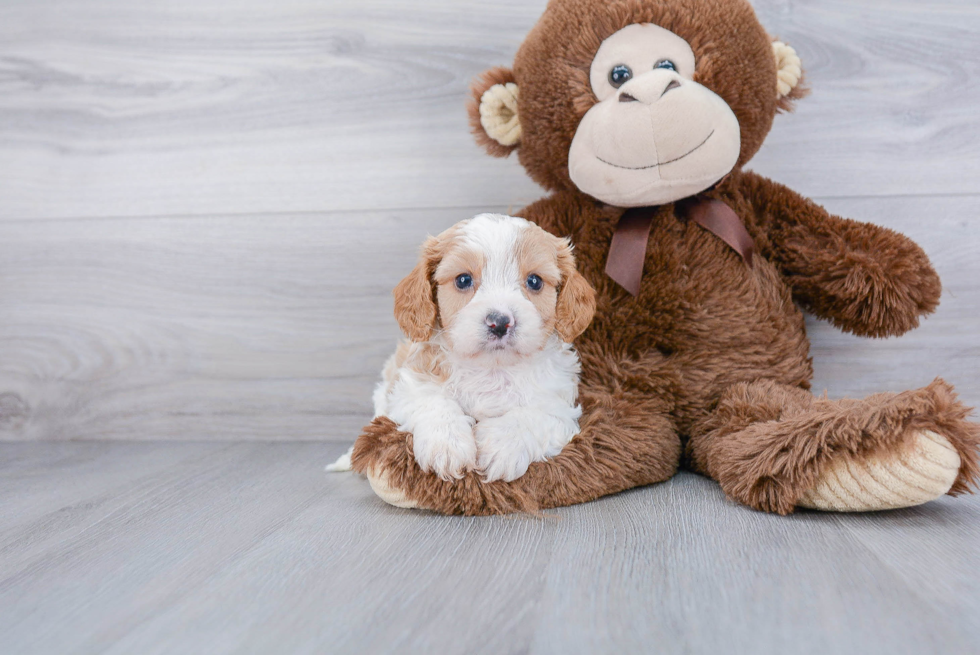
(477, 0), (789, 191)
(688, 378), (980, 514)
(353, 383), (682, 514)
(352, 0), (980, 514)
(467, 67), (519, 159)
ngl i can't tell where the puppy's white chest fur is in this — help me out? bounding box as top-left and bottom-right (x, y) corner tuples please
(447, 338), (580, 422)
(376, 335), (584, 482)
(451, 366), (522, 421)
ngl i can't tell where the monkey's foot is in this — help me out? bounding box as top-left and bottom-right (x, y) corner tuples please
(798, 430), (961, 512)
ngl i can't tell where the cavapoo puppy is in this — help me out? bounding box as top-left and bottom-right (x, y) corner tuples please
(330, 213), (596, 482)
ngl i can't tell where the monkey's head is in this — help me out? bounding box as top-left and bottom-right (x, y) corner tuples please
(469, 0), (806, 207)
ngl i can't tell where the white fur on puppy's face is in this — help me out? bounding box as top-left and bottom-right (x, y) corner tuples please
(433, 214), (561, 364)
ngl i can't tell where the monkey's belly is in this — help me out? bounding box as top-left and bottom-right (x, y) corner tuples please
(579, 233), (813, 413)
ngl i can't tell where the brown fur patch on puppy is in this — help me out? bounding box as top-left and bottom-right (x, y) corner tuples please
(515, 226), (563, 335)
(554, 240), (597, 343)
(393, 230), (449, 342)
(432, 242), (485, 346)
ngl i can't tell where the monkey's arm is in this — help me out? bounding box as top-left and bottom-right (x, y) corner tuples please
(738, 171), (941, 338)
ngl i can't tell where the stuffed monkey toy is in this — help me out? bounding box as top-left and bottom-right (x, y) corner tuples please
(351, 0), (980, 515)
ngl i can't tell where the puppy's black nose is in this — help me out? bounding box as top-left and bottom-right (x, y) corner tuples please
(485, 312), (512, 338)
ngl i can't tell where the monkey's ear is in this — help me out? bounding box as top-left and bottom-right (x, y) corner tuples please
(467, 67), (521, 157)
(393, 238), (440, 342)
(772, 41), (808, 112)
(554, 239), (596, 343)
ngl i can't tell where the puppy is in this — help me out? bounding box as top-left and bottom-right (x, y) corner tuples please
(329, 213), (596, 482)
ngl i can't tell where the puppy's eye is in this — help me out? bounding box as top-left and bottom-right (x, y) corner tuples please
(654, 59), (677, 72)
(609, 64), (632, 88)
(526, 274), (543, 291)
(454, 273), (473, 290)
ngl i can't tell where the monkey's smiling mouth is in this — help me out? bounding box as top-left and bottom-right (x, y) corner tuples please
(596, 130), (715, 170)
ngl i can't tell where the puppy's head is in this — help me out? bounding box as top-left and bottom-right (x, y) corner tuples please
(393, 214), (595, 362)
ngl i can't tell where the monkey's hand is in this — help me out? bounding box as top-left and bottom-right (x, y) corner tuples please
(742, 172), (941, 338)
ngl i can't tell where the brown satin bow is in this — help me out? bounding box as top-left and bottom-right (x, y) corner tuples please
(604, 197), (754, 297)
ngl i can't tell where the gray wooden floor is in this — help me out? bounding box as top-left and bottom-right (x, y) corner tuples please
(2, 442), (979, 655)
(1, 0), (980, 653)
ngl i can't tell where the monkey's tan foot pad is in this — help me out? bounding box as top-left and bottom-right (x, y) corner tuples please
(365, 468), (419, 509)
(798, 430), (961, 512)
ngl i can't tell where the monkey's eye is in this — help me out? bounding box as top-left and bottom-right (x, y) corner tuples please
(609, 64), (632, 88)
(455, 273), (473, 290)
(526, 274), (543, 291)
(654, 59), (677, 72)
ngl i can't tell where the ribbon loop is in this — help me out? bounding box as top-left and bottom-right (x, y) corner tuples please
(604, 198), (754, 297)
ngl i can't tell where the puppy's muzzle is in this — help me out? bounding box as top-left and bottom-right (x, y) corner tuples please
(485, 312), (513, 339)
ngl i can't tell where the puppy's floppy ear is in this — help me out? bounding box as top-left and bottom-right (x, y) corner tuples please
(554, 238), (596, 343)
(393, 237), (440, 342)
(467, 67), (521, 158)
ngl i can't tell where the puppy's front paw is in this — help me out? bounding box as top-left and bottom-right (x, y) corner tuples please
(475, 415), (535, 483)
(412, 415), (477, 481)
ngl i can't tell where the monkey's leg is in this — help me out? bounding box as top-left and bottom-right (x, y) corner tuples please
(687, 379), (980, 514)
(350, 387), (681, 515)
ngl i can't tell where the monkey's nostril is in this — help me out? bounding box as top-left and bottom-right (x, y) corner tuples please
(618, 92), (639, 103)
(662, 80), (681, 96)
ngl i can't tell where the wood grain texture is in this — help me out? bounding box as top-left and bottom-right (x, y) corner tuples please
(0, 0), (979, 221)
(0, 442), (977, 654)
(0, 207), (472, 441)
(1, 195), (977, 442)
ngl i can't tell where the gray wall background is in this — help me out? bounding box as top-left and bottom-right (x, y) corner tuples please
(2, 0), (978, 442)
